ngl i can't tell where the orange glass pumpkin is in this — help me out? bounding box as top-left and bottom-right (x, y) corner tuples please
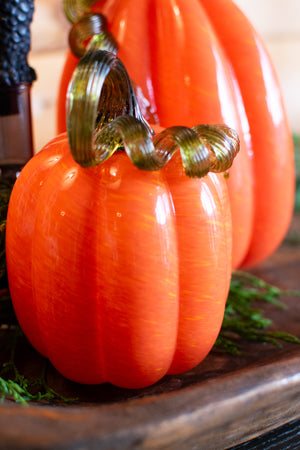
(57, 0), (295, 269)
(6, 50), (238, 388)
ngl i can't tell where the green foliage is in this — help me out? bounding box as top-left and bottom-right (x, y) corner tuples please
(215, 271), (300, 354)
(0, 377), (32, 405)
(0, 328), (77, 404)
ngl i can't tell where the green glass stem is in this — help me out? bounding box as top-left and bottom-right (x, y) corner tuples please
(66, 50), (239, 176)
(63, 0), (97, 23)
(68, 13), (118, 58)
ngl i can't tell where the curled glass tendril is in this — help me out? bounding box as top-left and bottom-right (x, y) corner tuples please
(63, 1), (159, 124)
(68, 13), (118, 58)
(63, 0), (97, 23)
(66, 50), (239, 177)
(63, 0), (117, 57)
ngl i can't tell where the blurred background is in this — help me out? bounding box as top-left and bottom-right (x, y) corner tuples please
(29, 0), (300, 154)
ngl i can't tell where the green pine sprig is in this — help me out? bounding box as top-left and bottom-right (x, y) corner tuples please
(215, 271), (300, 355)
(0, 327), (77, 404)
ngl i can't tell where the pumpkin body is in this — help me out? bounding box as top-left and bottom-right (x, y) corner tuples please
(6, 133), (232, 388)
(57, 0), (295, 269)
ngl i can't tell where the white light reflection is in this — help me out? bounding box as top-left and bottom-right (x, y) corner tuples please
(171, 0), (183, 29)
(230, 70), (253, 159)
(62, 167), (78, 190)
(45, 154), (62, 169)
(155, 193), (171, 226)
(110, 165), (118, 177)
(154, 192), (176, 269)
(200, 182), (219, 258)
(146, 77), (157, 113)
(213, 46), (239, 129)
(213, 46), (254, 159)
(118, 19), (126, 43)
(201, 182), (216, 220)
(255, 36), (284, 127)
(173, 5), (180, 16)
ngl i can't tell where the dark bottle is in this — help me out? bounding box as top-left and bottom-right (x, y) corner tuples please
(0, 0), (36, 182)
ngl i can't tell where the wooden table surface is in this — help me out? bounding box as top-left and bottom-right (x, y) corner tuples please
(0, 215), (300, 450)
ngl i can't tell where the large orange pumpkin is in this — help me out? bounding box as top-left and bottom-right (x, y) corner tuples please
(57, 0), (295, 269)
(6, 50), (238, 388)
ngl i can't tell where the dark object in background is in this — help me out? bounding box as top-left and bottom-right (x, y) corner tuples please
(0, 0), (36, 182)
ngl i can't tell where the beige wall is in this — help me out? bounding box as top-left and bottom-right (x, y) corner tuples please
(235, 0), (300, 135)
(29, 0), (300, 153)
(29, 0), (68, 152)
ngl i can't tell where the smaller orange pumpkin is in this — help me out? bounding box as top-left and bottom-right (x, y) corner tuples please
(6, 51), (239, 388)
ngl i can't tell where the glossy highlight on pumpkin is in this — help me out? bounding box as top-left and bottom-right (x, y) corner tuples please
(57, 0), (295, 269)
(6, 133), (232, 388)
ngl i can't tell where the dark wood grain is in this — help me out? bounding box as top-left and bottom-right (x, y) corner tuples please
(1, 215), (300, 450)
(230, 418), (300, 449)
